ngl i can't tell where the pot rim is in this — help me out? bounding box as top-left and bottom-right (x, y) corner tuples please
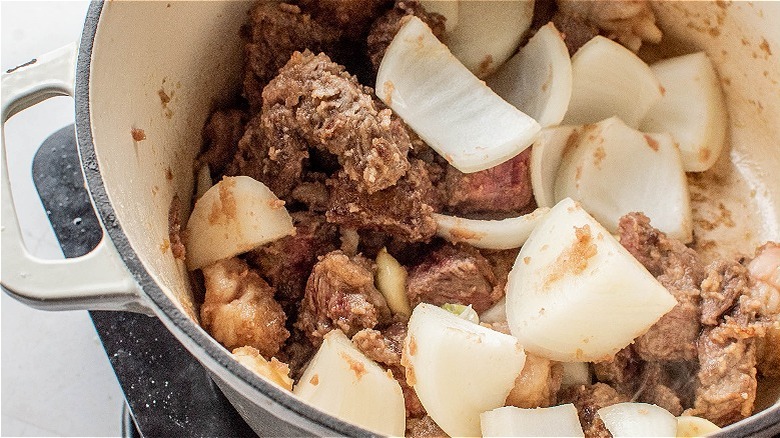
(72, 2), (780, 437)
(73, 2), (373, 436)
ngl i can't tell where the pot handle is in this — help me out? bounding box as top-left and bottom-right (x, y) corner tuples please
(1, 44), (150, 313)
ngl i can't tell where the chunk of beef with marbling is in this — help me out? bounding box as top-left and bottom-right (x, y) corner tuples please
(442, 148), (534, 215)
(618, 213), (704, 361)
(197, 109), (247, 177)
(688, 259), (763, 426)
(558, 383), (629, 438)
(406, 244), (501, 313)
(246, 211), (339, 313)
(262, 50), (411, 193)
(555, 0), (662, 52)
(327, 159), (439, 242)
(353, 323), (426, 418)
(296, 251), (392, 346)
(226, 106), (309, 200)
(367, 1), (447, 72)
(200, 258), (289, 358)
(243, 2), (342, 110)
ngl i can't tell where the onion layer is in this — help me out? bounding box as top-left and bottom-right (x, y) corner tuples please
(481, 404), (585, 437)
(433, 207), (550, 250)
(597, 402), (677, 437)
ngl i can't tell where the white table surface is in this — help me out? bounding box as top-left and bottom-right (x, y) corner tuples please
(2, 2), (125, 436)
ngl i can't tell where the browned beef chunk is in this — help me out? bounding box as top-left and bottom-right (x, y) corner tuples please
(246, 211), (339, 312)
(593, 346), (642, 395)
(636, 362), (684, 416)
(558, 383), (629, 438)
(481, 248), (521, 299)
(226, 107), (309, 200)
(262, 50), (411, 193)
(406, 244), (500, 313)
(551, 11), (601, 56)
(326, 159), (439, 242)
(299, 0), (392, 40)
(296, 251), (392, 346)
(407, 415), (448, 438)
(276, 328), (317, 382)
(689, 260), (761, 426)
(442, 148), (534, 215)
(198, 109), (247, 176)
(243, 2), (342, 110)
(200, 258), (289, 358)
(353, 323), (426, 418)
(618, 213), (704, 361)
(367, 1), (447, 71)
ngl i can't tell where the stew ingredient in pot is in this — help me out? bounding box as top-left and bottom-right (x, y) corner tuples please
(177, 1), (780, 436)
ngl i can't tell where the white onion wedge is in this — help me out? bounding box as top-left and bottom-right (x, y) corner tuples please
(597, 402), (677, 437)
(563, 36), (663, 127)
(403, 303), (526, 437)
(676, 415), (721, 437)
(530, 126), (577, 208)
(505, 198), (677, 362)
(375, 248), (412, 318)
(487, 22), (572, 127)
(433, 207), (550, 250)
(294, 330), (405, 436)
(481, 404), (585, 437)
(232, 346), (293, 391)
(376, 16), (541, 174)
(419, 0), (458, 32)
(640, 52), (728, 172)
(554, 117), (692, 242)
(480, 296), (507, 324)
(560, 362), (591, 389)
(185, 176), (294, 270)
(446, 0), (534, 78)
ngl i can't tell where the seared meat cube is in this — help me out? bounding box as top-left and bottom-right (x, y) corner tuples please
(246, 211), (340, 312)
(198, 109), (247, 176)
(406, 244), (501, 313)
(299, 0), (392, 40)
(262, 50), (411, 193)
(326, 159), (439, 242)
(367, 1), (447, 72)
(442, 148), (534, 215)
(551, 10), (600, 55)
(200, 258), (289, 358)
(555, 0), (662, 52)
(353, 323), (426, 418)
(593, 346), (642, 395)
(618, 213), (704, 361)
(558, 383), (629, 438)
(296, 251), (392, 345)
(243, 2), (342, 110)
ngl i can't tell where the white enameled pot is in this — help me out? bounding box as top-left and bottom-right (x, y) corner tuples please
(1, 1), (779, 436)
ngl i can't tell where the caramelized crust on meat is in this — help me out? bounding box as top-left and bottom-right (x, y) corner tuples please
(505, 353), (563, 408)
(296, 251), (391, 346)
(555, 0), (662, 52)
(243, 2), (342, 110)
(406, 244), (500, 313)
(326, 159), (439, 242)
(618, 212), (704, 361)
(558, 383), (629, 438)
(298, 0), (392, 40)
(262, 50), (411, 193)
(366, 1), (447, 72)
(552, 10), (600, 55)
(200, 258), (289, 358)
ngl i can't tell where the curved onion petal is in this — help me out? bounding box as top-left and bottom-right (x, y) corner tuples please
(433, 207), (550, 250)
(403, 303), (526, 437)
(597, 402), (677, 437)
(185, 176), (294, 270)
(487, 22), (573, 127)
(640, 52), (728, 172)
(676, 415), (721, 437)
(376, 16), (540, 174)
(554, 117), (692, 242)
(530, 126), (577, 208)
(563, 36), (662, 127)
(446, 0), (534, 78)
(375, 248), (412, 318)
(479, 296), (507, 324)
(505, 198), (677, 362)
(294, 330), (406, 436)
(481, 404), (585, 437)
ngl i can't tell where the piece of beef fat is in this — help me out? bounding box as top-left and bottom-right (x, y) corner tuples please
(262, 50), (411, 193)
(406, 244), (501, 313)
(296, 251), (392, 346)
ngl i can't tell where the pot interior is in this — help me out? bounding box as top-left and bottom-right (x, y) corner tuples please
(83, 0), (779, 433)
